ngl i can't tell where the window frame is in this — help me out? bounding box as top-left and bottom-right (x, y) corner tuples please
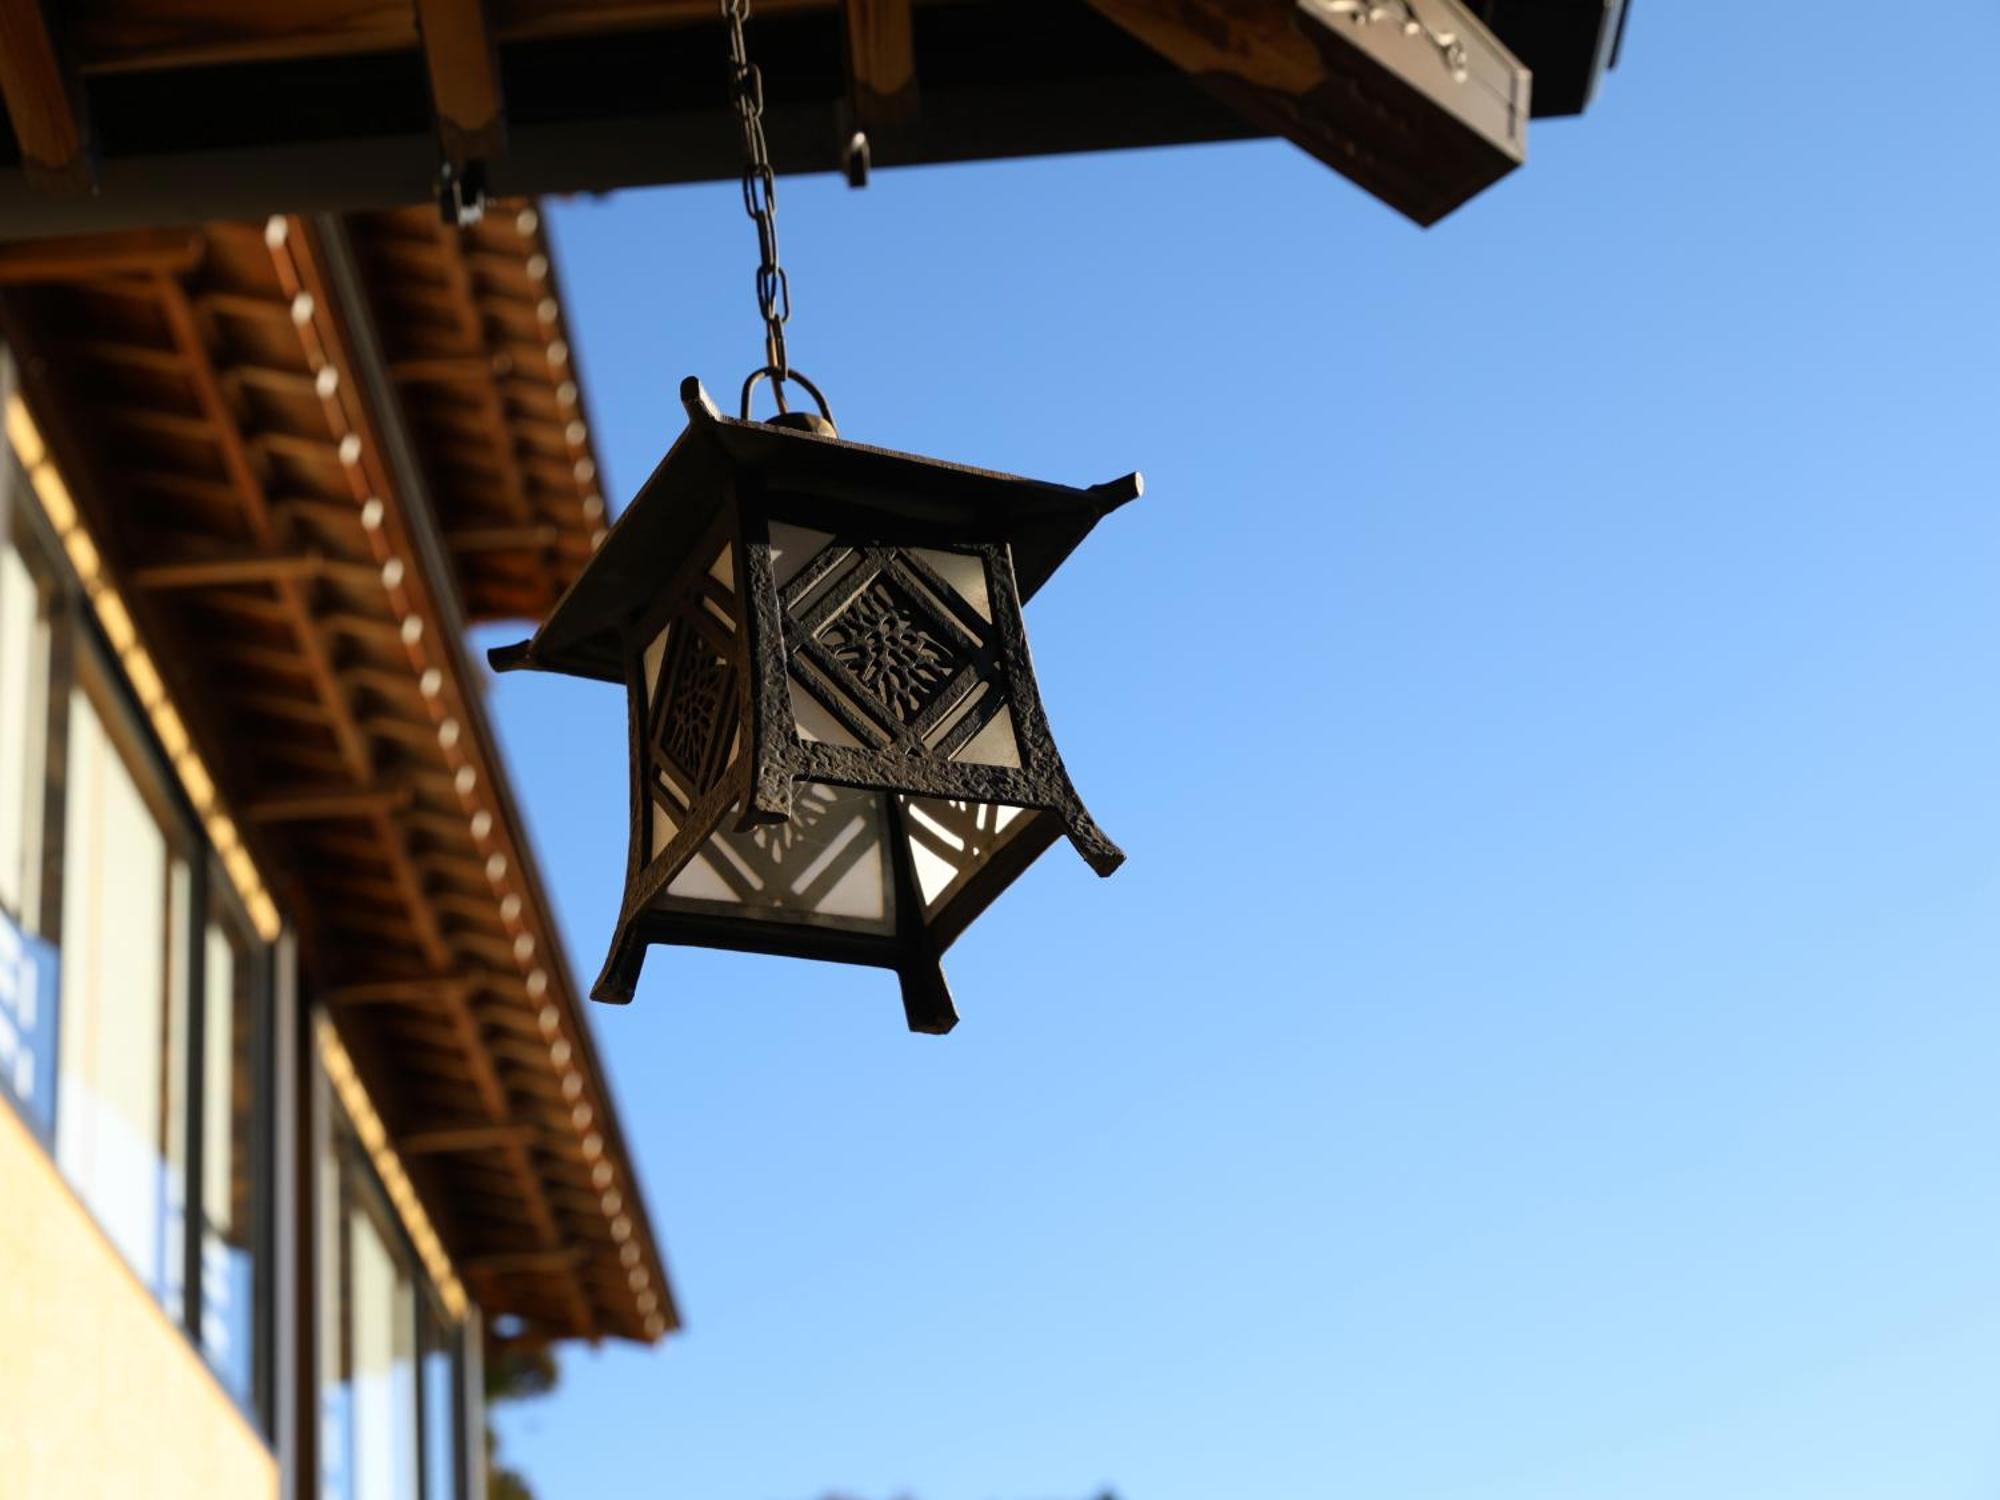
(0, 458), (66, 1142)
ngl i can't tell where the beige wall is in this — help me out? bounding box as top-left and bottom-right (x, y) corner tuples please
(0, 1103), (279, 1500)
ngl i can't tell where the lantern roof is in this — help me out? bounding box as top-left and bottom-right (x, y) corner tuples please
(494, 377), (1141, 686)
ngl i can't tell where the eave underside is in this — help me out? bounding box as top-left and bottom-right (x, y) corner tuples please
(0, 219), (673, 1346)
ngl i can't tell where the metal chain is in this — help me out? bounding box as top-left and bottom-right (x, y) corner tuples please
(720, 0), (793, 396)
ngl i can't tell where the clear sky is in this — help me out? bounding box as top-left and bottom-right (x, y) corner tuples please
(483, 6), (2000, 1497)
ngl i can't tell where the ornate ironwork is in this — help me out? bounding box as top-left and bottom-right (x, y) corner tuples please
(821, 580), (958, 724)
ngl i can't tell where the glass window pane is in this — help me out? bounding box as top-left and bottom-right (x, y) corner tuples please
(349, 1190), (418, 1500)
(420, 1306), (459, 1500)
(200, 901), (263, 1407)
(322, 1128), (424, 1500)
(56, 680), (189, 1307)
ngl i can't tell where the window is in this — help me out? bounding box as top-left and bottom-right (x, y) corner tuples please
(57, 658), (194, 1306)
(1, 430), (275, 1426)
(320, 1116), (467, 1500)
(0, 479), (57, 1136)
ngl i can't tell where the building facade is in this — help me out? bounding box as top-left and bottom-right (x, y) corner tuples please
(0, 205), (672, 1500)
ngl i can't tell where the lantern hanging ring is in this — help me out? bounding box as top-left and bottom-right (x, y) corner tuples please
(740, 364), (835, 428)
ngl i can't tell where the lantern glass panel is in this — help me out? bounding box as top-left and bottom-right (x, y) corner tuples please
(907, 548), (990, 621)
(767, 522), (835, 590)
(901, 796), (1040, 920)
(651, 782), (898, 935)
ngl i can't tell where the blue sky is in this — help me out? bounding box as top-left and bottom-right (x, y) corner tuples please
(484, 6), (2000, 1496)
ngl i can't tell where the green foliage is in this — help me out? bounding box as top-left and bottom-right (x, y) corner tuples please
(486, 1337), (559, 1406)
(486, 1334), (560, 1498)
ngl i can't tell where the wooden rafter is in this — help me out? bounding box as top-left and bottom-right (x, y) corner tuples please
(151, 273), (377, 785)
(414, 0), (506, 173)
(0, 0), (90, 190)
(465, 1247), (584, 1275)
(400, 1121), (534, 1156)
(0, 229), (200, 282)
(841, 0), (918, 129)
(245, 785), (413, 823)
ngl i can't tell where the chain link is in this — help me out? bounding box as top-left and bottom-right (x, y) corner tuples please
(720, 0), (792, 389)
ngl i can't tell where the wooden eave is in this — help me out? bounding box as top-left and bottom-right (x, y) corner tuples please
(0, 1), (1556, 236)
(346, 198), (606, 624)
(0, 217), (675, 1346)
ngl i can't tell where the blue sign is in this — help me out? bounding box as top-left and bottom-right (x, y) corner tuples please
(0, 907), (57, 1141)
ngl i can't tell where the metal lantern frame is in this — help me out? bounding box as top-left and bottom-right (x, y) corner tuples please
(493, 378), (1139, 1033)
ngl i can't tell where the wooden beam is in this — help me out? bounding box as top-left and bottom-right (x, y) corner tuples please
(389, 353), (493, 383)
(841, 0), (918, 129)
(0, 229), (201, 283)
(0, 0), (89, 191)
(73, 1), (809, 75)
(130, 550), (329, 589)
(245, 785), (413, 823)
(323, 974), (473, 1007)
(1081, 0), (1528, 227)
(414, 0), (506, 172)
(399, 1121), (535, 1156)
(75, 0), (418, 75)
(444, 524), (562, 552)
(464, 1247), (584, 1276)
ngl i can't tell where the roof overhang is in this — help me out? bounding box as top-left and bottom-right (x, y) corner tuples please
(0, 211), (674, 1346)
(0, 0), (1621, 236)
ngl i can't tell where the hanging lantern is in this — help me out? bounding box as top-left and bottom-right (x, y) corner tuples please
(492, 378), (1138, 1033)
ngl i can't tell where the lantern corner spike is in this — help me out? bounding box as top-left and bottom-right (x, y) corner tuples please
(491, 376), (1140, 1034)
